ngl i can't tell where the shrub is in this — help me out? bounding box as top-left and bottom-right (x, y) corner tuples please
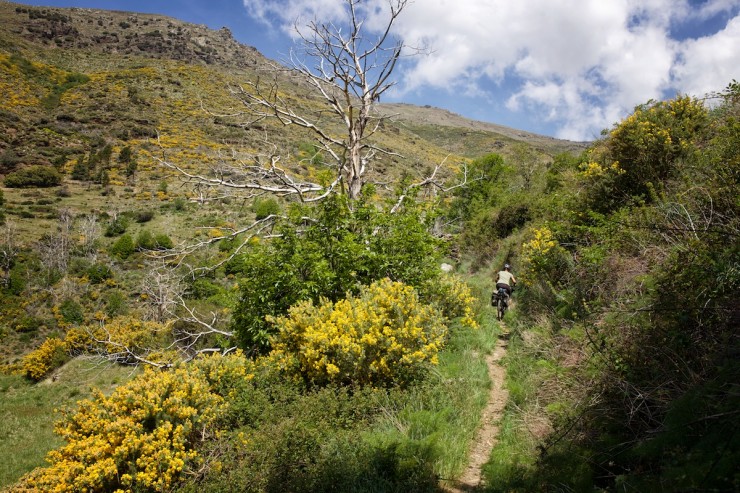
(266, 278), (447, 388)
(104, 216), (129, 237)
(420, 274), (479, 329)
(104, 290), (128, 318)
(231, 195), (442, 352)
(135, 209), (154, 223)
(4, 165), (62, 188)
(63, 327), (94, 355)
(154, 233), (174, 250)
(135, 229), (155, 250)
(58, 298), (84, 325)
(252, 197), (281, 220)
(520, 225), (571, 287)
(86, 263), (113, 284)
(189, 278), (221, 299)
(135, 230), (173, 251)
(110, 234), (134, 259)
(21, 337), (68, 381)
(588, 95), (708, 211)
(14, 366), (225, 492)
(89, 316), (175, 365)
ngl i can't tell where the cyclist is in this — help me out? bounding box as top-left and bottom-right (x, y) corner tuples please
(495, 264), (517, 299)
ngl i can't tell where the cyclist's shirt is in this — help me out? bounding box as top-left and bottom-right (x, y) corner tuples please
(497, 270), (514, 287)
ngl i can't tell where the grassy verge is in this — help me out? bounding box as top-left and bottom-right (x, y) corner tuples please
(368, 312), (501, 483)
(0, 358), (139, 488)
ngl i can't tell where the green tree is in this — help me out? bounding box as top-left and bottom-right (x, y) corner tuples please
(118, 145), (132, 165)
(230, 194), (441, 353)
(71, 155), (89, 181)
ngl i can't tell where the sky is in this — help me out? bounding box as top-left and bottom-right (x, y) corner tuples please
(14, 0), (740, 141)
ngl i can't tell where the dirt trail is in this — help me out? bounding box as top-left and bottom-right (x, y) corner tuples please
(444, 327), (510, 492)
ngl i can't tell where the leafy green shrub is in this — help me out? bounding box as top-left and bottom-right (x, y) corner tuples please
(189, 278), (221, 299)
(104, 290), (128, 318)
(266, 279), (447, 388)
(154, 233), (173, 250)
(134, 209), (154, 223)
(86, 263), (112, 284)
(104, 216), (129, 237)
(109, 234), (134, 259)
(58, 299), (84, 325)
(135, 229), (155, 250)
(449, 153), (507, 222)
(4, 165), (62, 188)
(231, 195), (442, 353)
(56, 185), (71, 197)
(135, 230), (173, 251)
(71, 157), (90, 181)
(252, 197), (281, 220)
(6, 267), (27, 296)
(14, 315), (43, 333)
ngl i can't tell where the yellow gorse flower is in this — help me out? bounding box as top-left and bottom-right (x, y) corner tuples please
(266, 278), (448, 387)
(12, 364), (227, 492)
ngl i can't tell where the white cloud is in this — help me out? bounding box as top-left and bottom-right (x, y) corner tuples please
(672, 15), (740, 97)
(242, 0), (740, 140)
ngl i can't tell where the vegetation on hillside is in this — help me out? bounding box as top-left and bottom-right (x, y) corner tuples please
(477, 83), (739, 492)
(1, 1), (736, 492)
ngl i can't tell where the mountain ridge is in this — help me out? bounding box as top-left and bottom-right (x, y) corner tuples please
(1, 0), (586, 158)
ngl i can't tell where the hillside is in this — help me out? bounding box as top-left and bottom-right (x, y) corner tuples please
(7, 2), (735, 493)
(0, 1), (583, 184)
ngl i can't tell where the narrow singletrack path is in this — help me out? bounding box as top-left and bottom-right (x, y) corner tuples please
(444, 325), (510, 492)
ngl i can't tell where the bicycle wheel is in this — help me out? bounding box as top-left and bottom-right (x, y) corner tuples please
(497, 297), (506, 321)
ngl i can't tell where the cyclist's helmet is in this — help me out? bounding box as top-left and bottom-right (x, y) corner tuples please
(504, 263), (511, 269)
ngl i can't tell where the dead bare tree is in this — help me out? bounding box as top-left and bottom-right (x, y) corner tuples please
(38, 208), (74, 274)
(0, 221), (19, 289)
(140, 264), (184, 323)
(78, 213), (101, 260)
(160, 0), (420, 204)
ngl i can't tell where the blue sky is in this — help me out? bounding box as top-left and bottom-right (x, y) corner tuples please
(15, 0), (740, 141)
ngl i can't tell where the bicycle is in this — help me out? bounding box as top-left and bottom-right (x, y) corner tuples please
(491, 287), (510, 321)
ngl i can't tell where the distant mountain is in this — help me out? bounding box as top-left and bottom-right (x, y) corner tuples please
(0, 0), (586, 181)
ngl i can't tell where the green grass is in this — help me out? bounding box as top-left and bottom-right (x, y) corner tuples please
(368, 312), (501, 482)
(0, 358), (139, 489)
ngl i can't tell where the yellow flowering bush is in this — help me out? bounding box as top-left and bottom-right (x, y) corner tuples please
(593, 94), (707, 208)
(21, 337), (68, 381)
(520, 226), (569, 286)
(190, 350), (256, 398)
(90, 317), (176, 366)
(63, 327), (94, 354)
(421, 274), (479, 329)
(13, 366), (225, 493)
(266, 278), (447, 387)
